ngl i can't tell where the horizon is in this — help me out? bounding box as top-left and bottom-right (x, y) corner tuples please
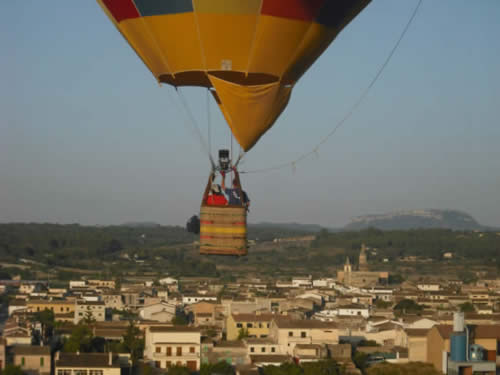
(1, 1), (499, 228)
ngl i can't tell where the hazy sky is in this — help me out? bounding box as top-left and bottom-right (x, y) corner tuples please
(1, 1), (499, 228)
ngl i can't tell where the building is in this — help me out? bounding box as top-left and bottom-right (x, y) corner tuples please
(27, 299), (75, 321)
(88, 280), (116, 289)
(0, 338), (5, 370)
(226, 313), (275, 341)
(337, 256), (388, 288)
(427, 314), (499, 374)
(270, 319), (339, 355)
(12, 345), (51, 375)
(55, 352), (126, 375)
(358, 244), (369, 272)
(144, 326), (201, 371)
(406, 328), (429, 362)
(74, 300), (106, 324)
(337, 304), (370, 318)
(182, 294), (217, 305)
(138, 301), (176, 322)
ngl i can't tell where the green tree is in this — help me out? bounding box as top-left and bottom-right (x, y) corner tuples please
(200, 361), (235, 375)
(2, 365), (25, 375)
(237, 327), (249, 340)
(366, 362), (441, 375)
(122, 321), (144, 366)
(63, 324), (93, 352)
(167, 365), (191, 375)
(83, 310), (96, 325)
(261, 363), (302, 375)
(374, 299), (392, 309)
(459, 302), (476, 313)
(393, 299), (423, 314)
(302, 360), (342, 375)
(32, 308), (55, 342)
(353, 352), (370, 372)
(172, 314), (189, 326)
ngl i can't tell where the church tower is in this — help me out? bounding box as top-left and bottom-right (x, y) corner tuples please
(343, 257), (352, 285)
(359, 243), (368, 271)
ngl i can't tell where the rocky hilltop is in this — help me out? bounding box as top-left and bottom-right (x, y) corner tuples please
(344, 209), (483, 231)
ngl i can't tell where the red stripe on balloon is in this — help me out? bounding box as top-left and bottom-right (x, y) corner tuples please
(101, 0), (140, 23)
(261, 0), (325, 22)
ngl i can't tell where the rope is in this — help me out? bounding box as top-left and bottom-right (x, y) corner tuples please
(174, 87), (216, 168)
(206, 88), (212, 159)
(240, 0), (423, 174)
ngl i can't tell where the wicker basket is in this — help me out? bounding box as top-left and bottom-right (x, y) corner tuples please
(199, 204), (248, 256)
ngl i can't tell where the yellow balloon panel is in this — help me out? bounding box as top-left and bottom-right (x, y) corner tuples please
(247, 16), (311, 79)
(196, 14), (259, 72)
(142, 14), (203, 75)
(209, 74), (291, 151)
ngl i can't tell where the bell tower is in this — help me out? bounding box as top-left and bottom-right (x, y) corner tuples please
(359, 243), (368, 271)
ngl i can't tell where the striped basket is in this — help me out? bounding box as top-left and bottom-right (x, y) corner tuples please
(199, 204), (248, 256)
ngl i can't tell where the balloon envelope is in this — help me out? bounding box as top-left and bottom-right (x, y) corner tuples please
(98, 0), (371, 151)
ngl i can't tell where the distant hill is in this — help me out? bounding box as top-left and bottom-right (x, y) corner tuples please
(250, 222), (324, 233)
(120, 222), (161, 228)
(344, 209), (484, 231)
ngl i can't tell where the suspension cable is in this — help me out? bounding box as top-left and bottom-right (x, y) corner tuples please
(240, 0), (423, 174)
(206, 88), (213, 161)
(173, 87), (216, 169)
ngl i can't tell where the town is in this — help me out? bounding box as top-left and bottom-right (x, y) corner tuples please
(1, 241), (499, 375)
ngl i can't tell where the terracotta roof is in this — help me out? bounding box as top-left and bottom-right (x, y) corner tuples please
(149, 326), (200, 333)
(232, 313), (274, 322)
(406, 328), (429, 337)
(215, 341), (245, 348)
(471, 325), (500, 339)
(56, 353), (121, 368)
(250, 355), (290, 363)
(244, 338), (275, 345)
(295, 344), (323, 350)
(435, 325), (455, 339)
(12, 345), (50, 355)
(274, 319), (337, 330)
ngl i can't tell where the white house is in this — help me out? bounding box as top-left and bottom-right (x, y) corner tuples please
(139, 302), (176, 322)
(292, 277), (312, 288)
(74, 300), (105, 324)
(416, 283), (440, 292)
(144, 326), (200, 371)
(182, 294), (217, 305)
(336, 304), (370, 318)
(159, 277), (178, 286)
(69, 280), (87, 289)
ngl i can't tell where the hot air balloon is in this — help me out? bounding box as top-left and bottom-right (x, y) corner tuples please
(97, 0), (371, 255)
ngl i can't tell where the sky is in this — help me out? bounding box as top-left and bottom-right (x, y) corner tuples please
(1, 1), (499, 228)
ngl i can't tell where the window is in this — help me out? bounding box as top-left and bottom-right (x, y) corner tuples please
(155, 361), (161, 368)
(90, 371), (103, 375)
(259, 323), (262, 328)
(190, 347), (195, 353)
(288, 331), (293, 337)
(61, 307), (64, 312)
(271, 347), (276, 353)
(236, 323), (243, 328)
(166, 361), (172, 368)
(156, 347), (161, 353)
(261, 347), (265, 353)
(167, 347), (172, 356)
(247, 323), (253, 328)
(177, 347), (182, 356)
(74, 370), (87, 375)
(267, 323), (270, 328)
(301, 331), (306, 338)
(250, 347), (255, 353)
(21, 357), (25, 366)
(40, 357), (44, 367)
